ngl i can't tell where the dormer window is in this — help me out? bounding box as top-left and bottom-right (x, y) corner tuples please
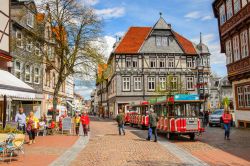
(27, 11), (34, 28)
(156, 36), (169, 47)
(156, 36), (161, 47)
(126, 57), (131, 68)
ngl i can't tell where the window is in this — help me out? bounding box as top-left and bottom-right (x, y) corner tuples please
(226, 0), (233, 20)
(233, 35), (240, 61)
(134, 77), (142, 90)
(187, 58), (193, 68)
(34, 67), (40, 84)
(159, 77), (166, 90)
(26, 38), (32, 52)
(168, 58), (175, 68)
(156, 36), (161, 47)
(46, 71), (50, 87)
(219, 4), (226, 25)
(162, 37), (169, 46)
(245, 86), (250, 107)
(148, 77), (155, 91)
(27, 12), (34, 28)
(240, 30), (249, 59)
(234, 0), (241, 14)
(16, 30), (23, 48)
(159, 58), (165, 68)
(132, 58), (138, 68)
(15, 61), (22, 79)
(225, 40), (233, 64)
(171, 77), (178, 90)
(25, 65), (32, 82)
(242, 0), (248, 7)
(126, 57), (131, 68)
(35, 43), (41, 56)
(149, 58), (156, 68)
(187, 77), (194, 90)
(238, 86), (244, 108)
(122, 77), (130, 91)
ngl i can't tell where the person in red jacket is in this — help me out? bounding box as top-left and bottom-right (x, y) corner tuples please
(222, 110), (233, 140)
(81, 111), (90, 136)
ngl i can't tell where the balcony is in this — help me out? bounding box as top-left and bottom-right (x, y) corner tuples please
(220, 3), (250, 37)
(227, 56), (250, 79)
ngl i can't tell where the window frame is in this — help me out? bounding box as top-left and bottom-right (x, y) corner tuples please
(126, 57), (132, 68)
(233, 0), (241, 14)
(148, 77), (155, 91)
(26, 11), (34, 28)
(186, 76), (194, 90)
(225, 40), (233, 64)
(16, 30), (23, 48)
(159, 77), (166, 90)
(149, 58), (156, 68)
(226, 0), (233, 20)
(134, 77), (142, 91)
(171, 76), (178, 90)
(15, 61), (22, 79)
(25, 64), (32, 83)
(233, 35), (241, 61)
(159, 58), (165, 68)
(168, 58), (175, 68)
(26, 38), (33, 52)
(34, 67), (40, 84)
(240, 30), (249, 59)
(122, 77), (130, 91)
(219, 4), (226, 25)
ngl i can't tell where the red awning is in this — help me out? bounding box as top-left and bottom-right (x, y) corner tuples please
(140, 101), (149, 105)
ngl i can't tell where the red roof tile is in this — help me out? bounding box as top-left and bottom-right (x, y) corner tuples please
(115, 27), (152, 54)
(173, 32), (197, 55)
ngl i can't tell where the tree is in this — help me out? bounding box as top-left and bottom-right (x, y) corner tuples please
(12, 0), (104, 120)
(155, 75), (188, 96)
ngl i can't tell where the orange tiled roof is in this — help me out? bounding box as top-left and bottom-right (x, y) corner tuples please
(115, 27), (152, 54)
(114, 26), (197, 55)
(36, 13), (45, 22)
(173, 32), (197, 55)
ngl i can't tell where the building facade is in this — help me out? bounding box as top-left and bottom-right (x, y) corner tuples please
(98, 16), (211, 117)
(213, 0), (250, 128)
(10, 0), (43, 118)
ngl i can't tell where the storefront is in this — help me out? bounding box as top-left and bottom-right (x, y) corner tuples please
(0, 70), (36, 128)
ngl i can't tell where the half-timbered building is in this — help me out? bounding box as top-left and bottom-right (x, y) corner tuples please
(102, 16), (211, 116)
(213, 0), (250, 128)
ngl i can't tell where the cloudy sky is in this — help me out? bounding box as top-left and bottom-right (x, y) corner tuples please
(75, 0), (226, 99)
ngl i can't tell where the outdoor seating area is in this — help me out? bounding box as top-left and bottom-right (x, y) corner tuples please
(0, 133), (25, 163)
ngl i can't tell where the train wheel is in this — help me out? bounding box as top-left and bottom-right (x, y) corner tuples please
(189, 133), (195, 141)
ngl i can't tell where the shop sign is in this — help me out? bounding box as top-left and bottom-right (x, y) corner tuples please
(62, 117), (72, 134)
(174, 94), (199, 101)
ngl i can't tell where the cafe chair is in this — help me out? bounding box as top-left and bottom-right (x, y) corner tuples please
(6, 137), (25, 162)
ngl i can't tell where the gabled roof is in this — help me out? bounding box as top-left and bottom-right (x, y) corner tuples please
(114, 27), (152, 54)
(153, 17), (171, 30)
(173, 32), (197, 55)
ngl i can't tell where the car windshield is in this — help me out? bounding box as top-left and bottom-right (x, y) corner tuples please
(212, 110), (223, 115)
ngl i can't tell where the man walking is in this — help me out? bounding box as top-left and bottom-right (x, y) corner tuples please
(116, 109), (125, 135)
(15, 107), (26, 134)
(147, 108), (158, 142)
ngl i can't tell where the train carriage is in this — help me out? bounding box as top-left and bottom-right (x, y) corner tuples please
(151, 94), (205, 140)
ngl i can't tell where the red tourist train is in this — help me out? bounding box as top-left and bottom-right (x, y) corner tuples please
(127, 94), (205, 140)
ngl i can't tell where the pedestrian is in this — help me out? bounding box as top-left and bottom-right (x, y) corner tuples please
(15, 107), (26, 134)
(116, 109), (125, 135)
(147, 108), (159, 142)
(74, 113), (81, 136)
(26, 111), (39, 145)
(222, 109), (233, 140)
(81, 111), (90, 136)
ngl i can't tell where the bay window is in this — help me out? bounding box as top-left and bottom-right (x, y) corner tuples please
(240, 30), (249, 59)
(126, 57), (131, 68)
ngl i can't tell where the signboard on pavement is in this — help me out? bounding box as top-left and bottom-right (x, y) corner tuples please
(62, 117), (72, 134)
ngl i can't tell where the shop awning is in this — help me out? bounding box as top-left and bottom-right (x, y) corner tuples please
(0, 70), (36, 99)
(66, 101), (75, 108)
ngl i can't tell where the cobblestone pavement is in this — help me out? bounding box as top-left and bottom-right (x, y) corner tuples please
(71, 118), (182, 166)
(172, 126), (250, 166)
(1, 135), (78, 166)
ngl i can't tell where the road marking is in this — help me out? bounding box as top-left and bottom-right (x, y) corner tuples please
(49, 126), (89, 166)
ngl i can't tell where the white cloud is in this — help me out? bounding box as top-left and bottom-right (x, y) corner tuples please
(115, 31), (125, 37)
(184, 11), (201, 19)
(201, 15), (213, 21)
(95, 7), (125, 19)
(103, 35), (116, 58)
(82, 0), (99, 6)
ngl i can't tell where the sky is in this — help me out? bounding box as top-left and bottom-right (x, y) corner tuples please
(62, 0), (227, 99)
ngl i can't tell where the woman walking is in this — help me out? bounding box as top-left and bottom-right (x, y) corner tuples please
(222, 109), (233, 140)
(26, 111), (39, 145)
(81, 111), (90, 136)
(74, 113), (81, 136)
